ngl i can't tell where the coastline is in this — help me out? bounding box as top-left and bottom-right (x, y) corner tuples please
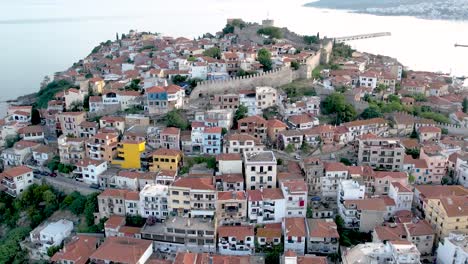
(304, 1), (468, 21)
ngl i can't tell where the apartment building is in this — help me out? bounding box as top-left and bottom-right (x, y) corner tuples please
(216, 153), (243, 175)
(57, 112), (86, 137)
(436, 232), (468, 264)
(112, 140), (146, 169)
(373, 220), (435, 255)
(255, 86), (278, 113)
(237, 115), (268, 142)
(300, 157), (324, 196)
(73, 158), (107, 185)
(284, 217), (307, 255)
(216, 191), (247, 225)
(141, 216), (216, 253)
(342, 241), (421, 264)
(169, 176), (216, 218)
(340, 198), (387, 232)
(97, 189), (140, 219)
(256, 223), (282, 247)
(343, 118), (388, 139)
(425, 195), (468, 240)
(266, 118), (288, 144)
(0, 165), (33, 197)
(139, 184), (169, 220)
(372, 171), (408, 195)
(149, 148), (183, 172)
(158, 127), (181, 150)
(58, 136), (86, 165)
(247, 188), (285, 224)
(306, 219), (339, 255)
(223, 133), (264, 154)
(357, 136), (405, 171)
(419, 146), (447, 183)
(281, 179), (308, 217)
(322, 162), (349, 197)
(218, 225), (255, 255)
(243, 151), (277, 190)
(210, 94), (240, 110)
(86, 132), (119, 162)
(388, 182), (413, 213)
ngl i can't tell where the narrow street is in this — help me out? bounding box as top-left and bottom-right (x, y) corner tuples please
(36, 175), (99, 195)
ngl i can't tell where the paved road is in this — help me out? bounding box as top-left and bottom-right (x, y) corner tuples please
(36, 175), (99, 195)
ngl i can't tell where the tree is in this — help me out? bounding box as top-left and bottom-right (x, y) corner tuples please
(221, 128), (228, 136)
(172, 75), (188, 85)
(408, 174), (416, 184)
(4, 134), (20, 148)
(257, 27), (282, 39)
(463, 97), (468, 113)
(165, 110), (189, 130)
(265, 244), (283, 264)
(361, 105), (383, 119)
(405, 148), (420, 159)
(233, 104), (248, 129)
(301, 141), (310, 154)
(340, 158), (352, 166)
(410, 125), (419, 139)
(202, 47), (221, 59)
(322, 92), (357, 124)
(127, 79), (141, 91)
(285, 144), (295, 153)
(303, 35), (319, 45)
(290, 61), (300, 71)
(126, 215), (146, 227)
(47, 245), (62, 257)
(31, 108), (41, 125)
(257, 48), (273, 72)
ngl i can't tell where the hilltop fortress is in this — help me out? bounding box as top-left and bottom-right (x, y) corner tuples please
(190, 19), (333, 100)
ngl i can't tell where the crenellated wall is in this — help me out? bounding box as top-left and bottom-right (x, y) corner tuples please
(190, 67), (294, 99)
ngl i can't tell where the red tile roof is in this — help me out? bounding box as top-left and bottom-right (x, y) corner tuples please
(218, 225), (254, 240)
(284, 217), (306, 237)
(90, 237), (152, 264)
(51, 235), (98, 264)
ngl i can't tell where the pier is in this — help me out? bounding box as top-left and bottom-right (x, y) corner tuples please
(334, 32), (391, 43)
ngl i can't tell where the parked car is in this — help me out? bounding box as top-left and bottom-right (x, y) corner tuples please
(90, 183), (100, 189)
(50, 172), (57, 177)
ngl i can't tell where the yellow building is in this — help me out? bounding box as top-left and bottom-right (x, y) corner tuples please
(425, 195), (468, 240)
(112, 140), (145, 169)
(149, 148), (183, 172)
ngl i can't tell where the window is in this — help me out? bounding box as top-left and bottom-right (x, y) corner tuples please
(251, 166), (255, 172)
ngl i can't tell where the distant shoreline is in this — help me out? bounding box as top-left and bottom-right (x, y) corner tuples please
(304, 0), (468, 21)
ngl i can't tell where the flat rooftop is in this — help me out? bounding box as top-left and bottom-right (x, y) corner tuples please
(243, 151), (276, 163)
(141, 216), (215, 234)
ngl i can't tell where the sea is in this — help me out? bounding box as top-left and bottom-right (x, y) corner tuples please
(1, 0), (468, 116)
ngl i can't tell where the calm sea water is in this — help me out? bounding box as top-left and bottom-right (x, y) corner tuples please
(1, 0), (468, 105)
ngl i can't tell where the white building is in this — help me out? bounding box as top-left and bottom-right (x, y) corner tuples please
(307, 218), (339, 255)
(388, 182), (413, 213)
(216, 153), (243, 175)
(139, 184), (169, 220)
(255, 86), (278, 113)
(239, 91), (257, 116)
(73, 158), (107, 185)
(218, 225), (255, 256)
(436, 232), (468, 264)
(323, 162), (349, 197)
(342, 241), (420, 264)
(190, 62), (208, 79)
(455, 163), (468, 187)
(243, 151), (277, 190)
(338, 179), (366, 202)
(247, 188), (286, 224)
(0, 165), (34, 197)
(281, 179), (308, 217)
(30, 219), (74, 255)
(284, 217), (307, 255)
